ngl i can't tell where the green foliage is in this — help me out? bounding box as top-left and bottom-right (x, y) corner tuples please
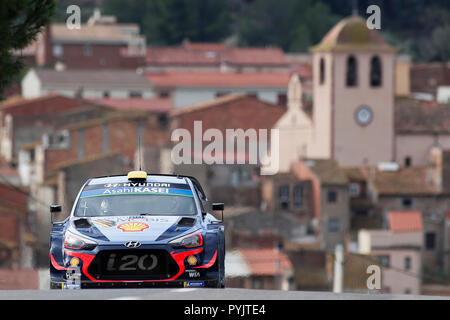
(104, 0), (231, 45)
(0, 0), (56, 98)
(236, 0), (340, 52)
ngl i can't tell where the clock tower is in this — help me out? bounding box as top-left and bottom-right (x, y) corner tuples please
(308, 15), (396, 166)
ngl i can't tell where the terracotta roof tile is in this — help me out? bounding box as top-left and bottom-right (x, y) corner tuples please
(395, 96), (450, 134)
(304, 159), (349, 185)
(146, 72), (290, 88)
(238, 248), (292, 276)
(388, 211), (423, 232)
(88, 98), (171, 113)
(374, 166), (438, 195)
(35, 69), (153, 89)
(146, 43), (288, 66)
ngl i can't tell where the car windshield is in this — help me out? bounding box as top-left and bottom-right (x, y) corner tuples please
(74, 194), (197, 217)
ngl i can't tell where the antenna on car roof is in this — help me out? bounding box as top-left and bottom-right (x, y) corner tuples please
(138, 135), (143, 171)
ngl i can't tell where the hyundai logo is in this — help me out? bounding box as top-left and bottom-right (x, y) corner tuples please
(124, 241), (141, 248)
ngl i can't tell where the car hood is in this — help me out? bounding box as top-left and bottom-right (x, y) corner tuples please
(72, 215), (198, 243)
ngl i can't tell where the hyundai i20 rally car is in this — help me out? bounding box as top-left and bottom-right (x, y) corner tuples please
(49, 171), (225, 289)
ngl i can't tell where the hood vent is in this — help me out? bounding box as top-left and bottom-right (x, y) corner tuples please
(177, 217), (196, 227)
(74, 218), (91, 228)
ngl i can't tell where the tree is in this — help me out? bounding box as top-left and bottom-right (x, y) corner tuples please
(0, 0), (56, 99)
(236, 0), (340, 52)
(104, 0), (232, 45)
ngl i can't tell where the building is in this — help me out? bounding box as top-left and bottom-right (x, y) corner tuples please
(0, 182), (35, 269)
(358, 211), (423, 294)
(410, 62), (450, 101)
(395, 97), (450, 167)
(225, 247), (293, 290)
(277, 15), (397, 168)
(146, 72), (289, 108)
(169, 94), (285, 207)
(31, 10), (146, 70)
(370, 163), (450, 271)
(146, 40), (290, 73)
(21, 68), (154, 99)
(0, 94), (110, 165)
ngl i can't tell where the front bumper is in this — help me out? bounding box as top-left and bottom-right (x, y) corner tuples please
(50, 244), (219, 288)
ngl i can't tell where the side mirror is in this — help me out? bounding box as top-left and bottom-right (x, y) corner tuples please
(50, 205), (62, 223)
(50, 205), (62, 213)
(212, 203), (224, 222)
(212, 203), (224, 211)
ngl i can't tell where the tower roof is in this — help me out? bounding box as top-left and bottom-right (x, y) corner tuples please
(310, 16), (396, 53)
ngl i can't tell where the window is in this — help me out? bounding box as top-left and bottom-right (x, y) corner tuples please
(346, 55), (358, 87)
(293, 184), (303, 209)
(404, 256), (411, 271)
(425, 232), (436, 250)
(404, 156), (412, 167)
(53, 44), (63, 57)
(327, 190), (338, 203)
(129, 91), (142, 98)
(252, 278), (262, 289)
(370, 56), (382, 87)
(328, 217), (340, 233)
(159, 91), (169, 98)
(84, 44), (93, 56)
(402, 197), (413, 208)
(277, 94), (287, 107)
(319, 57), (325, 85)
(377, 255), (390, 268)
(279, 185), (290, 210)
(349, 183), (360, 197)
(215, 92), (228, 97)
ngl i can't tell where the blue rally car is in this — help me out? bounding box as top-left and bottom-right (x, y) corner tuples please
(49, 171), (225, 289)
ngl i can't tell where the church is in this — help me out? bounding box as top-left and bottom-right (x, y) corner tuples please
(276, 15), (450, 172)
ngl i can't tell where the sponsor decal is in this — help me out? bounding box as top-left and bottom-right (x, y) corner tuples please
(117, 222), (149, 232)
(92, 219), (115, 228)
(80, 187), (193, 199)
(186, 270), (201, 278)
(104, 182), (172, 188)
(187, 255), (198, 266)
(184, 281), (204, 288)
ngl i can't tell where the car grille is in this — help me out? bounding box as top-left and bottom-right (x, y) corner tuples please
(87, 249), (179, 281)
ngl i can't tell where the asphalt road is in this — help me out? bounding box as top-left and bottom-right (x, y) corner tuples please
(0, 288), (447, 300)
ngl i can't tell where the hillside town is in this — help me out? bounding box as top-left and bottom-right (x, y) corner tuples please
(1, 8), (450, 295)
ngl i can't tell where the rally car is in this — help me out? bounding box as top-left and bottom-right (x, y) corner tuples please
(49, 171), (225, 289)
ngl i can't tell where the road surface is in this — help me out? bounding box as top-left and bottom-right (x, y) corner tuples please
(0, 288), (447, 300)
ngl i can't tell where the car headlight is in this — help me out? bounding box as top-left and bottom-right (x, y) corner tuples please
(64, 231), (97, 250)
(170, 232), (203, 248)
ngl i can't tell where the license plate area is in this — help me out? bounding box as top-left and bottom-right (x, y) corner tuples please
(88, 249), (178, 280)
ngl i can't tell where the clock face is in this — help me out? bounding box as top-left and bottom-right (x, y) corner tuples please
(355, 105), (373, 126)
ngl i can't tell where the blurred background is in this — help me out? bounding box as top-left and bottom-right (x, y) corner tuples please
(0, 0), (450, 295)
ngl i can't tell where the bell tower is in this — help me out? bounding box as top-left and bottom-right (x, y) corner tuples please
(309, 16), (396, 166)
